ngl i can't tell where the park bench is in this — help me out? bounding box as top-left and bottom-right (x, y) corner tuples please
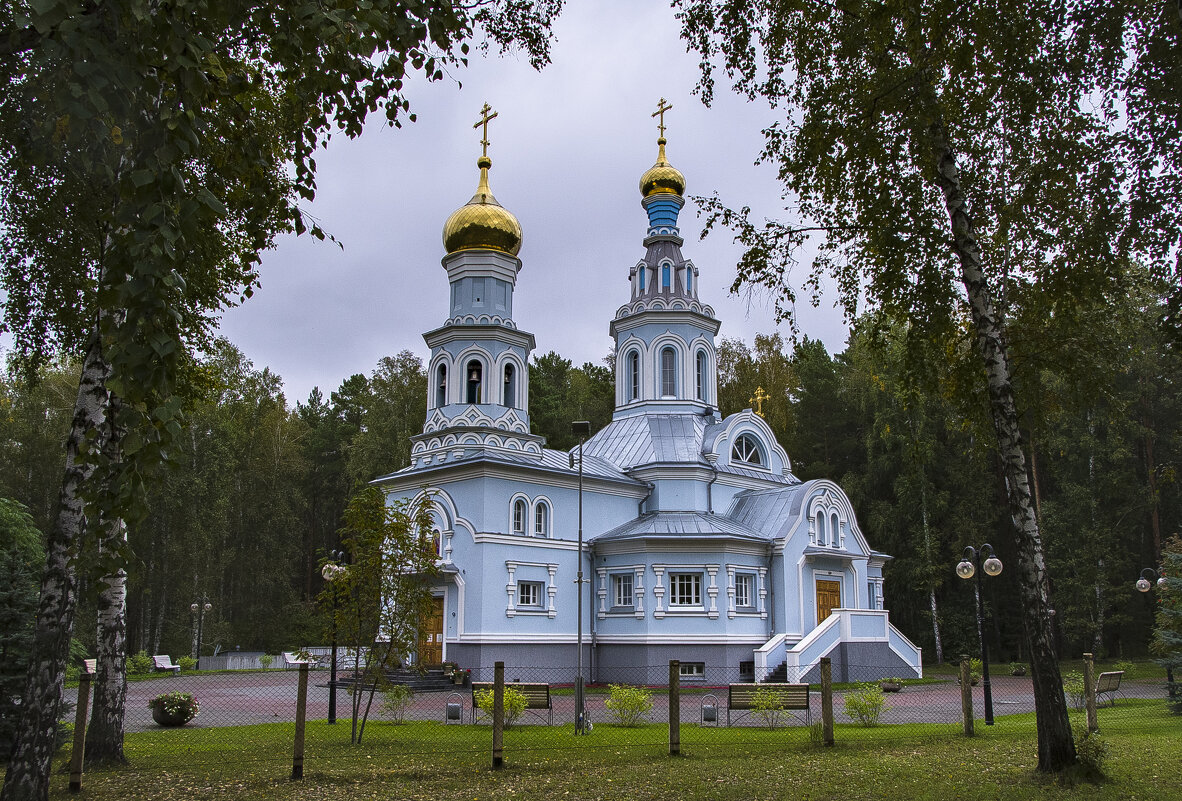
(1095, 670), (1124, 707)
(726, 682), (811, 726)
(82, 659), (96, 675)
(470, 681), (553, 725)
(152, 654), (181, 673)
(283, 652), (313, 669)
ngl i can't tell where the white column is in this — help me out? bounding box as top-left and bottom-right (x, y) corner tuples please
(546, 564), (557, 618)
(652, 566), (666, 619)
(707, 565), (719, 619)
(634, 567), (646, 619)
(505, 562), (517, 617)
(758, 567), (768, 620)
(596, 568), (608, 620)
(726, 565), (737, 620)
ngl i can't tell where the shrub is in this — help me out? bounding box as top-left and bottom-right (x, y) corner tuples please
(843, 682), (889, 727)
(380, 684), (414, 724)
(808, 720), (825, 746)
(1063, 671), (1086, 710)
(127, 651), (154, 676)
(1112, 660), (1134, 677)
(750, 686), (786, 729)
(258, 654), (274, 669)
(605, 684), (652, 727)
(177, 656), (197, 671)
(1074, 726), (1110, 777)
(148, 692), (200, 723)
(474, 685), (527, 726)
(1008, 662), (1027, 676)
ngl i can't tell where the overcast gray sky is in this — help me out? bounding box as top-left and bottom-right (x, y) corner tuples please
(214, 3), (848, 402)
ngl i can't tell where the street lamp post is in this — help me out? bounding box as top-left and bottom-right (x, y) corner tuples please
(190, 595), (212, 670)
(1136, 568), (1174, 693)
(956, 544), (1003, 725)
(322, 551), (349, 725)
(571, 420), (591, 735)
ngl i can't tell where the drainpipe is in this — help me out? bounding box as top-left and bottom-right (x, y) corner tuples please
(589, 543), (597, 683)
(766, 543), (776, 639)
(706, 461), (719, 514)
(637, 480), (654, 516)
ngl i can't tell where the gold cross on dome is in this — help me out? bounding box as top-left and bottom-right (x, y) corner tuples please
(750, 386), (770, 418)
(474, 103), (498, 158)
(652, 97), (673, 138)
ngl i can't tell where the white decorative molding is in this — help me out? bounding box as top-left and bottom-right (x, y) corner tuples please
(505, 563), (517, 618)
(546, 565), (558, 618)
(726, 565), (737, 620)
(596, 568), (608, 620)
(707, 566), (719, 619)
(758, 566), (768, 619)
(652, 566), (665, 619)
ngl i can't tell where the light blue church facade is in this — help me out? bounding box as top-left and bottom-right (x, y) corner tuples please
(375, 110), (922, 684)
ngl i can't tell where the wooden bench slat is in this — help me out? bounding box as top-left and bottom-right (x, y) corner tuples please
(726, 682), (811, 726)
(470, 682), (553, 724)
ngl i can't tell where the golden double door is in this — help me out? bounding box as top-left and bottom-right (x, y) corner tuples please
(816, 579), (841, 624)
(418, 597), (444, 666)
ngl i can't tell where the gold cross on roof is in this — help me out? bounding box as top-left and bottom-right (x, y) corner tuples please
(474, 103), (498, 158)
(750, 386), (770, 418)
(652, 97), (673, 139)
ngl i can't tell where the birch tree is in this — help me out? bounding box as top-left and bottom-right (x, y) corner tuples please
(673, 0), (1161, 769)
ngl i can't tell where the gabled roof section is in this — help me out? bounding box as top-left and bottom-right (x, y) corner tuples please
(374, 446), (639, 487)
(582, 413), (710, 471)
(725, 484), (812, 540)
(591, 511), (770, 544)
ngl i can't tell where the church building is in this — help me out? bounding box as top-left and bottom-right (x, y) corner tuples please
(374, 103), (922, 684)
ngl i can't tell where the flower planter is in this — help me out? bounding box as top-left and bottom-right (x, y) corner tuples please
(151, 708), (192, 727)
(880, 681), (903, 693)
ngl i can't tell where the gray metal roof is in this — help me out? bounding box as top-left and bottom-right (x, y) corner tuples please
(725, 485), (812, 539)
(591, 511), (770, 544)
(582, 414), (710, 470)
(378, 447), (638, 485)
(715, 463), (798, 485)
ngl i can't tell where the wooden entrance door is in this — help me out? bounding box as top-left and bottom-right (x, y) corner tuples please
(816, 579), (841, 624)
(418, 596), (444, 666)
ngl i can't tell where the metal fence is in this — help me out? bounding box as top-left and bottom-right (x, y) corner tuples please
(68, 656), (1177, 778)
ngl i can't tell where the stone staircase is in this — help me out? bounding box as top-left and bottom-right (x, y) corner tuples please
(763, 661), (789, 683)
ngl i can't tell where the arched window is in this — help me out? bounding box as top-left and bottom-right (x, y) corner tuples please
(512, 499), (527, 534)
(662, 264), (671, 290)
(831, 512), (840, 547)
(732, 433), (763, 466)
(695, 351), (708, 401)
(435, 364), (447, 408)
(628, 350), (640, 401)
(503, 363), (516, 408)
(431, 529), (442, 557)
(465, 360), (483, 404)
(639, 268), (646, 292)
(660, 347), (676, 397)
(686, 268), (693, 293)
(816, 514), (826, 546)
(534, 501), (550, 537)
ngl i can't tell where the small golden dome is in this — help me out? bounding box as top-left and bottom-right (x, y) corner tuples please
(443, 156), (523, 256)
(639, 138), (686, 198)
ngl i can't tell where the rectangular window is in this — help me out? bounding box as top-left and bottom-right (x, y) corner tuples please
(735, 573), (754, 608)
(518, 581), (543, 608)
(670, 573), (702, 606)
(679, 662), (705, 680)
(613, 574), (634, 608)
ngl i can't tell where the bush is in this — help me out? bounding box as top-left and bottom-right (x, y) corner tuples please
(177, 656), (197, 671)
(1074, 726), (1110, 777)
(1063, 670), (1086, 710)
(1008, 662), (1027, 676)
(148, 692), (200, 723)
(1112, 660), (1134, 677)
(808, 720), (825, 746)
(474, 685), (527, 726)
(380, 684), (413, 724)
(604, 684), (652, 727)
(750, 686), (786, 729)
(843, 682), (889, 727)
(127, 651), (154, 676)
(259, 654), (274, 669)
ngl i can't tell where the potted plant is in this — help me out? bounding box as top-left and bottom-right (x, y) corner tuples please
(453, 668), (470, 685)
(879, 677), (904, 693)
(1009, 661), (1028, 677)
(148, 692), (200, 727)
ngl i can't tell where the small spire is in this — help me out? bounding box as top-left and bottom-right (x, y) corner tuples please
(653, 97), (673, 140)
(474, 102), (498, 160)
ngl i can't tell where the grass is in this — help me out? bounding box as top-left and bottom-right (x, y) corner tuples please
(46, 699), (1180, 800)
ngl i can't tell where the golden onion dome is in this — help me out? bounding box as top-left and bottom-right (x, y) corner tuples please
(442, 156), (523, 256)
(639, 138), (686, 198)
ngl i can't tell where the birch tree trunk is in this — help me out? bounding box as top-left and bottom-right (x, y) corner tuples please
(1, 326), (109, 801)
(928, 118), (1076, 771)
(85, 517), (128, 765)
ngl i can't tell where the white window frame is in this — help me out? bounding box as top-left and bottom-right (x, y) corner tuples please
(679, 662), (705, 681)
(735, 573), (755, 608)
(518, 581), (543, 608)
(660, 347), (677, 398)
(511, 498), (527, 534)
(613, 574), (634, 608)
(534, 501), (550, 538)
(669, 573), (702, 607)
(732, 433), (763, 466)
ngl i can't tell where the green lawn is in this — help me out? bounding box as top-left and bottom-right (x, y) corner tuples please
(47, 700), (1180, 800)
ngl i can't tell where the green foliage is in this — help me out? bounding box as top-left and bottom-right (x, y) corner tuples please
(749, 686), (786, 729)
(1009, 662), (1028, 676)
(0, 497), (44, 753)
(1153, 536), (1182, 711)
(528, 352), (614, 450)
(808, 720), (825, 746)
(1073, 726), (1110, 778)
(1111, 661), (1134, 678)
(147, 692), (200, 724)
(1062, 671), (1087, 711)
(475, 686), (527, 726)
(127, 651), (154, 676)
(258, 654), (274, 670)
(604, 684), (652, 727)
(843, 683), (889, 727)
(176, 656), (197, 671)
(379, 684), (414, 724)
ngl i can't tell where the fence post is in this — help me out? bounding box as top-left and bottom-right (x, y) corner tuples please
(492, 662), (504, 770)
(960, 658), (974, 737)
(291, 662), (309, 780)
(1084, 652), (1098, 733)
(820, 657), (834, 747)
(68, 671), (93, 792)
(669, 660), (680, 756)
